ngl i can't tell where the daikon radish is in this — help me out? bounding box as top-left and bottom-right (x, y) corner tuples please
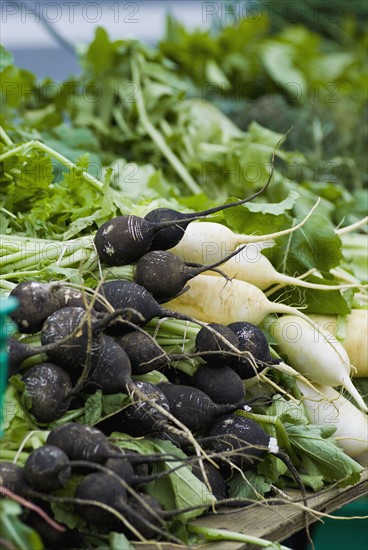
(166, 274), (313, 326)
(309, 310), (368, 377)
(170, 200), (319, 264)
(297, 380), (368, 461)
(270, 315), (368, 413)
(202, 245), (363, 292)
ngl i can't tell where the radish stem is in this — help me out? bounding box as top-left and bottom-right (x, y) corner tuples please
(188, 525), (292, 549)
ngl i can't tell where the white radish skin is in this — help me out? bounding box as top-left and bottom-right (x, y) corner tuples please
(201, 246), (363, 292)
(165, 275), (311, 326)
(270, 315), (368, 413)
(309, 310), (368, 377)
(296, 380), (368, 461)
(171, 221), (275, 264)
(170, 200), (320, 264)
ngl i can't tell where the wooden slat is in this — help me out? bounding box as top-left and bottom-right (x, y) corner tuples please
(135, 454), (367, 550)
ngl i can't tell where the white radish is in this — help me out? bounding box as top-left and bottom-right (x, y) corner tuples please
(269, 314), (368, 413)
(296, 380), (368, 461)
(309, 310), (368, 377)
(166, 274), (313, 326)
(170, 199), (319, 264)
(201, 245), (363, 292)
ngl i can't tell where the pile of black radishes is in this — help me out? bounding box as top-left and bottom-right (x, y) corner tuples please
(3, 197), (303, 543)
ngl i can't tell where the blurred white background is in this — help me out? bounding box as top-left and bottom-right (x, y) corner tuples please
(1, 0), (221, 78)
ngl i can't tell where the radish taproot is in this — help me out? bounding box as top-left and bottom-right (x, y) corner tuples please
(87, 335), (132, 394)
(203, 246), (365, 293)
(296, 380), (368, 461)
(270, 315), (368, 413)
(309, 310), (368, 377)
(169, 200), (319, 264)
(134, 247), (244, 303)
(94, 184), (270, 267)
(94, 280), (210, 330)
(143, 178), (273, 252)
(116, 330), (170, 374)
(165, 275), (313, 325)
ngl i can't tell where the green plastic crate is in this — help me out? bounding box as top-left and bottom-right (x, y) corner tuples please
(0, 296), (18, 435)
(308, 497), (368, 550)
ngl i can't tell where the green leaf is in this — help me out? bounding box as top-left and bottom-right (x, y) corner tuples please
(0, 499), (44, 550)
(227, 471), (272, 501)
(285, 424), (363, 487)
(0, 46), (14, 72)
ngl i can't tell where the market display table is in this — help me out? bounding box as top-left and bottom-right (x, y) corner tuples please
(138, 456), (367, 550)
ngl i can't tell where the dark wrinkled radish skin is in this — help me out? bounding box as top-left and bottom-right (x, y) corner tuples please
(87, 335), (132, 394)
(191, 461), (227, 501)
(195, 323), (240, 366)
(94, 215), (158, 266)
(116, 331), (170, 374)
(94, 281), (163, 329)
(157, 383), (245, 431)
(41, 307), (101, 373)
(24, 445), (71, 493)
(9, 281), (60, 333)
(46, 423), (114, 464)
(0, 462), (29, 495)
(125, 493), (164, 540)
(98, 381), (170, 437)
(22, 363), (73, 423)
(75, 472), (127, 526)
(227, 322), (272, 378)
(192, 364), (245, 404)
(206, 414), (273, 473)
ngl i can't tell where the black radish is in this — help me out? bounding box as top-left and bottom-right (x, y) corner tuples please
(94, 178), (272, 267)
(116, 330), (170, 374)
(192, 364), (245, 404)
(46, 423), (119, 464)
(75, 472), (127, 526)
(22, 363), (73, 423)
(125, 493), (165, 540)
(46, 421), (178, 465)
(98, 381), (170, 437)
(134, 247), (244, 303)
(9, 281), (89, 333)
(195, 323), (240, 366)
(205, 414), (277, 472)
(191, 461), (227, 501)
(157, 383), (247, 431)
(9, 281), (60, 333)
(0, 462), (29, 495)
(94, 280), (203, 330)
(227, 322), (274, 379)
(87, 335), (132, 394)
(144, 167), (275, 251)
(23, 445), (71, 493)
(41, 307), (101, 372)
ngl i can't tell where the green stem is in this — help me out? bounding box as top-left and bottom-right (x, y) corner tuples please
(188, 525), (292, 550)
(131, 56), (201, 194)
(0, 449), (29, 463)
(0, 126), (13, 146)
(0, 140), (104, 191)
